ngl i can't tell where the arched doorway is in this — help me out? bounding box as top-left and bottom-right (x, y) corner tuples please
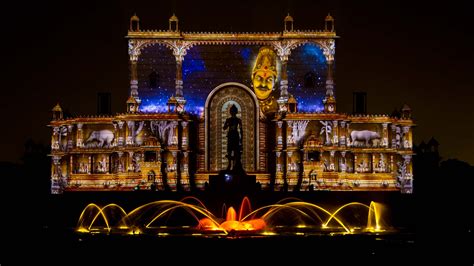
(205, 83), (259, 172)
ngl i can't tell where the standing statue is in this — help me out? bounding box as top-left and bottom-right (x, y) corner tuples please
(223, 104), (243, 171)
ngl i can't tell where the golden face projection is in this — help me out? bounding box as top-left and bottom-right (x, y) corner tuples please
(252, 47), (278, 101)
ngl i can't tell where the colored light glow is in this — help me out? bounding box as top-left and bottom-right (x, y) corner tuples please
(77, 197), (387, 236)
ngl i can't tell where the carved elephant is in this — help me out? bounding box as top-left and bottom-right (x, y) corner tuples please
(86, 130), (114, 148)
(350, 130), (380, 147)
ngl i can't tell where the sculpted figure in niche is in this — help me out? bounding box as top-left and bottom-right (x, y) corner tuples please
(223, 104), (243, 171)
(252, 47), (279, 113)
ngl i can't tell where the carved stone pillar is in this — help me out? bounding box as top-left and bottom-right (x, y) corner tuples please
(277, 58), (289, 112)
(340, 121), (346, 146)
(329, 151), (335, 171)
(181, 151), (190, 191)
(402, 126), (411, 149)
(286, 121), (294, 147)
(76, 123), (83, 148)
(51, 155), (62, 194)
(371, 153), (376, 173)
(67, 125), (74, 150)
(390, 155), (395, 174)
(88, 155), (92, 174)
(332, 121), (339, 146)
(354, 154), (358, 174)
(276, 151), (282, 173)
(382, 123), (389, 148)
(171, 43), (188, 111)
(170, 151), (178, 191)
(391, 125), (397, 148)
(345, 122), (351, 146)
(181, 121), (188, 149)
(276, 121), (283, 147)
(117, 121), (125, 146)
(126, 121), (135, 145)
(130, 58), (139, 99)
(52, 127), (60, 150)
(287, 151), (293, 172)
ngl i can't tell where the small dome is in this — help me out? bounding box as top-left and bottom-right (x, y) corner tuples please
(284, 13), (294, 22)
(325, 13), (334, 21)
(126, 96), (138, 104)
(288, 94), (297, 103)
(52, 103), (63, 112)
(401, 104), (411, 112)
(168, 96), (178, 103)
(131, 13), (139, 21)
(169, 13), (179, 22)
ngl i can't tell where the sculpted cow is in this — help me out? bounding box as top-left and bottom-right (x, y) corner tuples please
(350, 130), (380, 147)
(85, 130), (115, 148)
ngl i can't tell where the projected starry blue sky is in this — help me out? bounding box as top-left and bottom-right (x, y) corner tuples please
(138, 43), (328, 114)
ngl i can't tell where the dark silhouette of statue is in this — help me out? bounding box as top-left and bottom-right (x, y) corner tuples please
(223, 104), (243, 171)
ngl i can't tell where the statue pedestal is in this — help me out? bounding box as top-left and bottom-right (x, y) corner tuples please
(209, 168), (256, 194)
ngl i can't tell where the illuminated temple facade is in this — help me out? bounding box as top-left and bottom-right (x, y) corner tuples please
(49, 14), (414, 194)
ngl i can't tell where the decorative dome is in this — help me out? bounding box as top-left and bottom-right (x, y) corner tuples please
(131, 13), (139, 21)
(126, 96), (138, 104)
(52, 103), (63, 112)
(284, 13), (294, 22)
(325, 13), (334, 21)
(169, 13), (179, 22)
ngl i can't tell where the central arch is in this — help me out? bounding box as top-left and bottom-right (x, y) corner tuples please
(205, 82), (260, 172)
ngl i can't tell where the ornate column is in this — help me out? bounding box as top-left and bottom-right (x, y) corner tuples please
(340, 121), (346, 146)
(128, 40), (140, 101)
(128, 151), (134, 172)
(112, 123), (118, 147)
(170, 151), (178, 191)
(52, 127), (60, 150)
(117, 121), (125, 146)
(275, 46), (291, 112)
(402, 126), (411, 149)
(286, 151), (293, 172)
(345, 122), (351, 146)
(401, 155), (413, 193)
(382, 123), (389, 148)
(371, 154), (376, 173)
(354, 154), (358, 174)
(276, 121), (283, 147)
(76, 123), (83, 148)
(181, 121), (188, 149)
(67, 125), (74, 150)
(181, 151), (190, 191)
(332, 121), (339, 146)
(286, 121), (294, 147)
(329, 151), (335, 171)
(166, 40), (192, 111)
(51, 155), (62, 194)
(390, 155), (395, 174)
(106, 155), (110, 174)
(88, 155), (92, 174)
(322, 42), (336, 113)
(170, 121), (179, 146)
(126, 121), (135, 145)
(391, 125), (397, 148)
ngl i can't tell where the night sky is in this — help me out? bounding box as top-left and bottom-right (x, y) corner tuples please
(4, 0), (473, 164)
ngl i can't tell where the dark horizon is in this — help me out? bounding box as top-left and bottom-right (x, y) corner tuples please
(4, 0), (473, 164)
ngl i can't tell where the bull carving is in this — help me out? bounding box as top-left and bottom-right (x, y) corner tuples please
(350, 130), (380, 147)
(85, 130), (114, 148)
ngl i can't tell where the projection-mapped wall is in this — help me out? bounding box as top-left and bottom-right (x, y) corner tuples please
(137, 43), (330, 114)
